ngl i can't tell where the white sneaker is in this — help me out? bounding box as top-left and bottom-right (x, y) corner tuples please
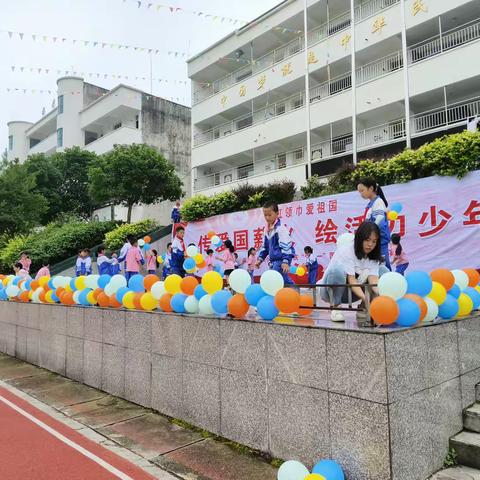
(330, 310), (345, 322)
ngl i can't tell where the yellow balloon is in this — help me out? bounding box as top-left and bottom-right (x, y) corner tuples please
(87, 291), (97, 305)
(428, 281), (447, 305)
(458, 293), (474, 317)
(475, 286), (480, 295)
(65, 283), (73, 293)
(28, 290), (34, 300)
(296, 266), (306, 277)
(140, 292), (157, 311)
(157, 255), (164, 265)
(75, 276), (86, 290)
(305, 475), (326, 480)
(387, 211), (399, 221)
(38, 276), (50, 287)
(194, 253), (204, 265)
(165, 274), (182, 294)
(201, 271), (223, 294)
(45, 290), (54, 303)
(122, 291), (136, 309)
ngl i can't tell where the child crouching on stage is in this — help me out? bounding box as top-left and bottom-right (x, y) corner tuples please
(255, 202), (294, 285)
(304, 246), (319, 285)
(389, 233), (409, 275)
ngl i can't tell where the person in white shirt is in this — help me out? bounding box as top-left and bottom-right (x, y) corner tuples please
(320, 222), (385, 322)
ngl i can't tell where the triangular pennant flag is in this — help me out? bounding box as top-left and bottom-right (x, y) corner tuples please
(46, 69), (50, 74)
(93, 41), (98, 47)
(62, 38), (67, 42)
(11, 66), (15, 72)
(21, 67), (24, 72)
(19, 33), (24, 40)
(38, 68), (42, 73)
(53, 37), (57, 42)
(137, 1), (141, 7)
(84, 41), (89, 46)
(8, 32), (13, 39)
(147, 3), (152, 8)
(32, 34), (36, 41)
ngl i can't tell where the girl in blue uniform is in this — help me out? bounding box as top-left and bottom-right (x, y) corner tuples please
(304, 246), (319, 284)
(357, 178), (391, 270)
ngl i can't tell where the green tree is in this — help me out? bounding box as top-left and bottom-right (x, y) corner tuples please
(88, 144), (183, 223)
(0, 160), (48, 235)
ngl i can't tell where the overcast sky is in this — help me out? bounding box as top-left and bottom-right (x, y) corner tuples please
(0, 0), (282, 153)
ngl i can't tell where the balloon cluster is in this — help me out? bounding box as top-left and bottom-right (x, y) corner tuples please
(371, 268), (480, 326)
(277, 459), (344, 480)
(387, 202), (403, 221)
(182, 244), (207, 274)
(138, 235), (152, 252)
(290, 265), (306, 277)
(207, 230), (223, 250)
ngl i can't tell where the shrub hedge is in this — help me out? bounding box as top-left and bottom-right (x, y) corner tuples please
(104, 219), (159, 250)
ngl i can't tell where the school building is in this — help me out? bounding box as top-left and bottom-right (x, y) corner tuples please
(188, 0), (480, 196)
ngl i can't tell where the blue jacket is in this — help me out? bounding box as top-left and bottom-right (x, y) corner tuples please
(171, 237), (185, 269)
(171, 207), (181, 223)
(366, 197), (391, 245)
(258, 219), (294, 264)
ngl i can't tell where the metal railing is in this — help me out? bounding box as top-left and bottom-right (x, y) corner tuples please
(357, 51), (403, 84)
(355, 0), (399, 22)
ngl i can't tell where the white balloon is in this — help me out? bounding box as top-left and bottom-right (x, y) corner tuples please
(184, 295), (199, 314)
(337, 232), (355, 247)
(260, 270), (284, 296)
(5, 275), (15, 285)
(186, 245), (199, 258)
(109, 274), (127, 293)
(60, 276), (71, 288)
(138, 239), (145, 247)
(424, 297), (439, 322)
(52, 276), (64, 289)
(104, 283), (114, 297)
(73, 290), (82, 304)
(452, 269), (469, 291)
(378, 272), (408, 300)
(211, 235), (220, 246)
(6, 285), (20, 298)
(199, 294), (214, 315)
(151, 281), (166, 300)
(32, 288), (43, 303)
(85, 274), (99, 290)
(228, 269), (252, 294)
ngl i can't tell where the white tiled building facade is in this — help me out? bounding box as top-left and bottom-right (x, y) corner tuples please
(188, 0), (480, 196)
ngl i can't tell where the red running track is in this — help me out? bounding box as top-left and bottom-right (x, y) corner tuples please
(0, 386), (156, 480)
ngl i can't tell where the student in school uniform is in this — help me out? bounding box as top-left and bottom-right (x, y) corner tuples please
(171, 201), (181, 224)
(96, 245), (117, 276)
(117, 235), (134, 271)
(304, 246), (319, 285)
(162, 243), (172, 280)
(75, 249), (92, 276)
(246, 247), (256, 281)
(171, 226), (186, 277)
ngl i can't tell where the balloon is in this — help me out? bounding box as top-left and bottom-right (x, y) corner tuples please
(337, 232), (354, 247)
(210, 235), (220, 246)
(312, 460), (345, 480)
(424, 297), (439, 322)
(109, 293), (122, 308)
(62, 291), (75, 306)
(199, 294), (214, 315)
(186, 245), (199, 257)
(115, 286), (130, 304)
(438, 294), (459, 319)
(110, 274), (127, 293)
(260, 270), (284, 296)
(448, 284), (461, 299)
(144, 274), (160, 291)
(458, 293), (474, 317)
(19, 291), (30, 302)
(75, 276), (87, 290)
(430, 269), (455, 291)
(197, 260), (206, 269)
(69, 278), (77, 291)
(52, 276), (64, 289)
(157, 255), (164, 264)
(289, 265), (298, 274)
(159, 293), (173, 312)
(38, 276), (50, 287)
(396, 298), (421, 327)
(140, 292), (158, 311)
(143, 243), (151, 251)
(181, 276), (199, 295)
(464, 287), (480, 310)
(5, 285), (20, 298)
(370, 296), (399, 325)
(404, 294), (427, 321)
(202, 271), (223, 295)
(296, 266), (306, 277)
(428, 281), (447, 305)
(45, 290), (54, 303)
(245, 284), (267, 306)
(183, 258), (196, 271)
(387, 211), (398, 221)
(165, 274), (182, 294)
(304, 475), (326, 480)
(78, 288), (92, 306)
(274, 288), (300, 314)
(378, 272), (408, 300)
(85, 275), (99, 290)
(299, 294), (314, 316)
(464, 269), (480, 288)
(227, 294), (250, 318)
(194, 284), (208, 300)
(406, 271), (432, 297)
(211, 290), (232, 314)
(184, 295), (199, 313)
(98, 274), (111, 289)
(390, 202), (403, 213)
(151, 281), (166, 300)
(122, 291), (136, 309)
(228, 269), (252, 294)
(257, 295), (279, 321)
(97, 292), (110, 308)
(207, 231), (216, 239)
(128, 274), (145, 293)
(144, 236), (152, 244)
(138, 239), (145, 247)
(452, 269), (469, 291)
(194, 253), (204, 265)
(277, 460), (309, 480)
(133, 292), (144, 310)
(171, 293), (188, 313)
(72, 290), (81, 304)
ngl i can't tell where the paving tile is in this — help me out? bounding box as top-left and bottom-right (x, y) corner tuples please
(0, 356), (46, 380)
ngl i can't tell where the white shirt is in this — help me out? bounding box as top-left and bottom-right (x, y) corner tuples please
(325, 243), (379, 281)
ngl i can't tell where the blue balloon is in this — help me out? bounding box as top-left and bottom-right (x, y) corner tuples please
(12, 276), (21, 286)
(70, 278), (77, 291)
(171, 293), (187, 313)
(245, 284), (267, 306)
(48, 278), (55, 290)
(78, 288), (92, 306)
(98, 274), (111, 289)
(438, 294), (459, 319)
(194, 284), (207, 300)
(128, 274), (145, 293)
(257, 295), (279, 321)
(464, 287), (480, 310)
(406, 271), (432, 297)
(143, 243), (151, 251)
(24, 279), (32, 291)
(312, 460), (345, 480)
(0, 288), (8, 301)
(116, 286), (130, 303)
(211, 290), (232, 314)
(448, 284), (461, 299)
(390, 202), (403, 214)
(183, 258), (196, 271)
(396, 298), (421, 327)
(51, 292), (60, 303)
(289, 265), (297, 274)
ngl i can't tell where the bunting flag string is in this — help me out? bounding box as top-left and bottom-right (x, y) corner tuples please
(1, 29), (188, 58)
(121, 0), (248, 26)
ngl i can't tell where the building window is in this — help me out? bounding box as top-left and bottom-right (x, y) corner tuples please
(135, 115), (139, 129)
(58, 95), (64, 114)
(113, 122), (122, 130)
(57, 128), (63, 147)
(8, 135), (13, 151)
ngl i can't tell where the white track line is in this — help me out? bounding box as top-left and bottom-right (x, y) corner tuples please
(0, 393), (135, 480)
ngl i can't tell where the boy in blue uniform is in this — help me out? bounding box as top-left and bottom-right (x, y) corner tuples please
(304, 246), (319, 284)
(171, 227), (186, 277)
(255, 202), (294, 285)
(171, 201), (181, 224)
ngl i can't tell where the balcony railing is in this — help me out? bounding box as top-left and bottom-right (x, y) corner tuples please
(355, 0), (399, 22)
(194, 96), (480, 191)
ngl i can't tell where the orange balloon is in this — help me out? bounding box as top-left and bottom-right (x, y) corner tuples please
(19, 291), (30, 303)
(464, 269), (480, 288)
(133, 292), (144, 310)
(197, 261), (206, 269)
(159, 293), (173, 312)
(144, 236), (152, 244)
(39, 290), (47, 303)
(299, 294), (314, 316)
(92, 288), (103, 300)
(109, 294), (122, 309)
(18, 280), (25, 289)
(274, 288), (301, 314)
(430, 269), (455, 291)
(227, 294), (250, 318)
(56, 287), (66, 299)
(370, 296), (399, 325)
(207, 231), (215, 239)
(180, 276), (199, 295)
(144, 274), (160, 291)
(30, 280), (40, 291)
(43, 284), (51, 292)
(61, 291), (75, 306)
(97, 292), (110, 308)
(404, 294), (427, 321)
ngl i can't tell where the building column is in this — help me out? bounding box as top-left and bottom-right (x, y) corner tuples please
(350, 0), (358, 165)
(400, 0), (412, 149)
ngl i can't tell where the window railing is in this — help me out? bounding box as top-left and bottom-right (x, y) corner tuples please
(355, 0), (399, 22)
